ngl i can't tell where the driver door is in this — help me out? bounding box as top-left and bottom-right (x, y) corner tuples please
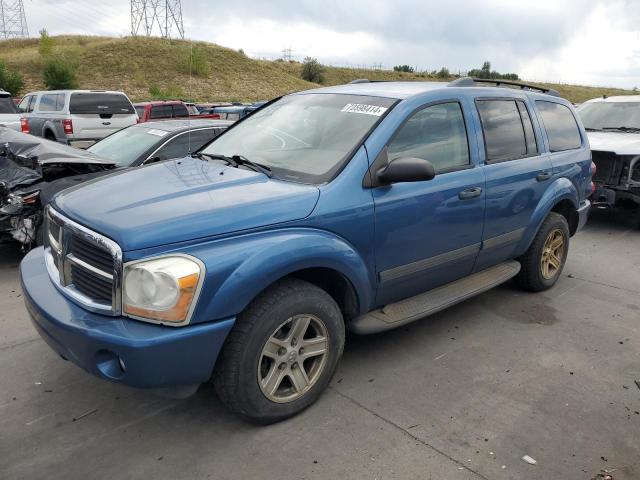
(372, 101), (485, 306)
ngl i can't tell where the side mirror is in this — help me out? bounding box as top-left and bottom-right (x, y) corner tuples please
(376, 157), (435, 185)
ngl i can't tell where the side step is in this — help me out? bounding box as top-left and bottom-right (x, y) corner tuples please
(349, 261), (521, 334)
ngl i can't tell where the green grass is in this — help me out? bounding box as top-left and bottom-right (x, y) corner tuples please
(0, 35), (635, 103)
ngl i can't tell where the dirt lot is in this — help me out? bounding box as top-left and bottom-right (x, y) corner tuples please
(0, 210), (638, 480)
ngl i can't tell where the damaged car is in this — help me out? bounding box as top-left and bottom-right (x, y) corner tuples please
(1, 119), (232, 249)
(577, 95), (640, 224)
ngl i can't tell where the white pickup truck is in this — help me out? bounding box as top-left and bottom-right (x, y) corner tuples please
(0, 89), (21, 132)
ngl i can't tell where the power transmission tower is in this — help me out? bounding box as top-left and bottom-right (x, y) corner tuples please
(131, 0), (184, 39)
(0, 0), (29, 39)
(281, 47), (292, 61)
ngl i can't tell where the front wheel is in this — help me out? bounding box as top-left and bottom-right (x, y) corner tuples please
(213, 279), (345, 423)
(516, 212), (570, 292)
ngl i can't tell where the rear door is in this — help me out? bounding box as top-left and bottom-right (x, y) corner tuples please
(474, 97), (553, 271)
(69, 92), (138, 139)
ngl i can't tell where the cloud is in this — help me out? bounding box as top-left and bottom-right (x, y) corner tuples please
(17, 0), (640, 88)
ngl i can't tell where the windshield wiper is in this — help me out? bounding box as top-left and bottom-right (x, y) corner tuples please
(601, 126), (640, 132)
(192, 152), (238, 167)
(231, 155), (273, 178)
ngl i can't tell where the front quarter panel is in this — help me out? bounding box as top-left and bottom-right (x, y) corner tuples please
(129, 229), (375, 325)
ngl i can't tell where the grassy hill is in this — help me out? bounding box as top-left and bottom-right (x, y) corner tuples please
(0, 35), (635, 103)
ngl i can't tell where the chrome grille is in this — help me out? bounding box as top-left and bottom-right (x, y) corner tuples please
(44, 206), (122, 315)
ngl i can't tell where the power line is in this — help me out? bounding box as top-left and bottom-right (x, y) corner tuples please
(131, 0), (184, 39)
(0, 0), (28, 39)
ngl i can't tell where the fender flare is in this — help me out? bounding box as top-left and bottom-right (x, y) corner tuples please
(190, 228), (375, 323)
(517, 177), (578, 253)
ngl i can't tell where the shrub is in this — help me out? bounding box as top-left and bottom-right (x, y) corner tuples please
(184, 47), (210, 77)
(393, 65), (414, 73)
(436, 67), (450, 79)
(467, 61), (519, 80)
(149, 84), (184, 100)
(301, 57), (325, 83)
(0, 60), (24, 95)
(42, 58), (78, 90)
(38, 29), (54, 57)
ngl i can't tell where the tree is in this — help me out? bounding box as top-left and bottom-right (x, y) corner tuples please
(0, 60), (24, 95)
(467, 61), (519, 81)
(436, 67), (450, 79)
(38, 29), (54, 57)
(393, 65), (414, 73)
(43, 58), (78, 90)
(301, 57), (325, 83)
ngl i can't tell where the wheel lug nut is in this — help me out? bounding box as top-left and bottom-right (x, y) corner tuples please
(278, 347), (286, 356)
(278, 362), (286, 370)
(299, 347), (304, 354)
(291, 338), (297, 347)
(292, 363), (298, 369)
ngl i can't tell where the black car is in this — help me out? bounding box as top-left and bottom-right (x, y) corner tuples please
(0, 119), (232, 248)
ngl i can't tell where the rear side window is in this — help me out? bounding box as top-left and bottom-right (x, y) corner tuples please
(39, 93), (65, 112)
(0, 95), (18, 114)
(150, 105), (172, 119)
(387, 102), (470, 173)
(135, 106), (145, 118)
(517, 100), (538, 155)
(69, 93), (135, 115)
(172, 104), (189, 117)
(536, 101), (582, 152)
(477, 100), (529, 162)
(17, 95), (32, 113)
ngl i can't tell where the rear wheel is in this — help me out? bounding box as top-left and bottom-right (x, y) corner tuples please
(213, 279), (344, 423)
(44, 130), (56, 142)
(516, 212), (569, 292)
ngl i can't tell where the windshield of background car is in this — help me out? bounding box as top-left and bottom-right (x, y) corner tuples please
(202, 93), (397, 183)
(88, 125), (168, 166)
(577, 102), (640, 130)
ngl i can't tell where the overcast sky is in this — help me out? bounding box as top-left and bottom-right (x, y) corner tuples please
(20, 0), (640, 88)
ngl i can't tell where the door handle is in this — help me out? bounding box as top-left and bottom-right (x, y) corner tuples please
(536, 171), (552, 182)
(458, 187), (482, 200)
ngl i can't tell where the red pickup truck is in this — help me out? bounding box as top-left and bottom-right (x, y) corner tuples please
(134, 100), (220, 123)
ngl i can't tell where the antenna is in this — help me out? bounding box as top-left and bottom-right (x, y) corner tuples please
(0, 0), (29, 39)
(131, 0), (184, 39)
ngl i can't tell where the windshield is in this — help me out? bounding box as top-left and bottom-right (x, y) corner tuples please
(202, 93), (396, 183)
(88, 125), (168, 166)
(577, 102), (640, 130)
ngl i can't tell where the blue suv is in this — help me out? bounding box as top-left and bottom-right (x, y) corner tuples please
(20, 78), (592, 422)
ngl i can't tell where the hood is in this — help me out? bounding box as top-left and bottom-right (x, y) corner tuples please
(54, 157), (320, 251)
(586, 131), (640, 156)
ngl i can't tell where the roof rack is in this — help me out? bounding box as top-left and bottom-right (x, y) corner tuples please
(448, 77), (560, 97)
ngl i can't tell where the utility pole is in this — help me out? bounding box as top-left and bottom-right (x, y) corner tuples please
(0, 0), (28, 39)
(131, 0), (184, 39)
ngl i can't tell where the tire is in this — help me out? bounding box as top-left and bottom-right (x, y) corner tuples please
(516, 212), (570, 292)
(213, 278), (345, 423)
(44, 130), (56, 141)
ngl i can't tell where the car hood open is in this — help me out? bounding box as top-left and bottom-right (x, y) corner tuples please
(54, 156), (320, 251)
(587, 131), (640, 156)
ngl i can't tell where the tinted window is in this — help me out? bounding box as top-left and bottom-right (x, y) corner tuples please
(517, 100), (538, 155)
(477, 100), (526, 162)
(39, 94), (59, 112)
(536, 101), (582, 152)
(150, 105), (172, 119)
(135, 106), (145, 118)
(69, 93), (135, 114)
(153, 129), (221, 161)
(387, 102), (469, 173)
(0, 95), (18, 114)
(172, 104), (189, 117)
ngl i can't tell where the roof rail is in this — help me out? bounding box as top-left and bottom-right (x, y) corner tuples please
(448, 77), (560, 97)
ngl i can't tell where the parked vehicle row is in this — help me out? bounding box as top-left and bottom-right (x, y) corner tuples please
(20, 78), (592, 423)
(133, 100), (224, 123)
(0, 119), (231, 248)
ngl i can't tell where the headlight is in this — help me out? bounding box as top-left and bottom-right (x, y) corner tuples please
(123, 255), (204, 325)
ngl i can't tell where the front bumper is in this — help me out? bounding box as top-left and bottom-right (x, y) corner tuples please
(20, 247), (235, 389)
(576, 199), (591, 232)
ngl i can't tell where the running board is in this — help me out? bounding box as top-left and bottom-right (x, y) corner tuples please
(349, 261), (521, 334)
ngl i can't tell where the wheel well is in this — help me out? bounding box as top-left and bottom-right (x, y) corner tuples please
(551, 199), (579, 235)
(44, 129), (55, 140)
(288, 268), (360, 322)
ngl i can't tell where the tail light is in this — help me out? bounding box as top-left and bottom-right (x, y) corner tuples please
(20, 117), (29, 134)
(63, 119), (73, 135)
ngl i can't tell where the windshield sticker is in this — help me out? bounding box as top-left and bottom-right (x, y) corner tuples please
(341, 103), (388, 116)
(146, 129), (169, 137)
